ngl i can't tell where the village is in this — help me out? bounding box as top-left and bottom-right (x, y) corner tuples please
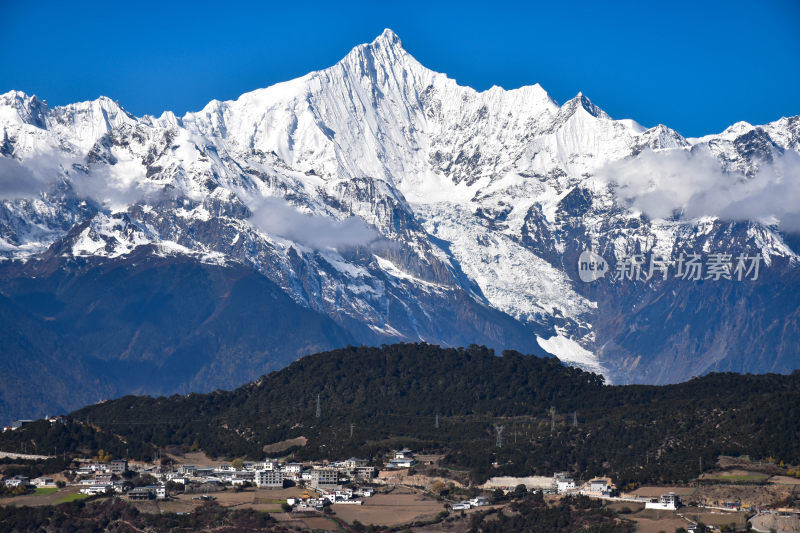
(4, 442), (798, 532)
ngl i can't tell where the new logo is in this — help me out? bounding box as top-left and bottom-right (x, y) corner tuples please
(578, 250), (608, 283)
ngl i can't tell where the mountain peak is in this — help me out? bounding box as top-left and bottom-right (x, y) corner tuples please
(561, 92), (610, 120)
(373, 28), (402, 48)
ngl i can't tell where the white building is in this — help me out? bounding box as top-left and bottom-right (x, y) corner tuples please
(470, 496), (490, 507)
(555, 477), (576, 494)
(81, 485), (111, 496)
(588, 478), (609, 492)
(645, 492), (680, 510)
(3, 475), (30, 487)
(394, 449), (414, 460)
(343, 457), (369, 468)
(32, 477), (55, 487)
(282, 463), (303, 478)
(386, 458), (415, 469)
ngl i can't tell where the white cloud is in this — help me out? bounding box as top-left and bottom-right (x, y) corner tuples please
(0, 156), (47, 199)
(598, 148), (800, 232)
(248, 196), (381, 249)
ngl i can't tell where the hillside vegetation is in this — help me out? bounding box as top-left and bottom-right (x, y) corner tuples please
(2, 344), (799, 486)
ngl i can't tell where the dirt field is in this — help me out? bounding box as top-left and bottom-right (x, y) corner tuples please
(750, 512), (800, 533)
(716, 456), (787, 476)
(331, 490), (445, 527)
(167, 451), (232, 466)
(605, 501), (645, 513)
(680, 507), (748, 529)
(168, 486), (305, 512)
(262, 436), (307, 454)
(299, 516), (340, 531)
(632, 486), (697, 498)
(693, 483), (795, 507)
(625, 509), (688, 533)
(770, 475), (800, 485)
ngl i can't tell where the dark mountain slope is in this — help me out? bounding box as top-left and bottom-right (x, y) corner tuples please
(3, 344), (799, 486)
(0, 247), (356, 422)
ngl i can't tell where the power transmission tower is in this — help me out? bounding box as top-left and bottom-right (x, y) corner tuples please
(572, 411), (578, 427)
(316, 393), (321, 419)
(495, 425), (504, 447)
(350, 423), (354, 439)
(435, 413), (439, 429)
(550, 407), (556, 433)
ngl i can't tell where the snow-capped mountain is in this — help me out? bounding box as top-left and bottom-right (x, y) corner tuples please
(1, 29), (798, 421)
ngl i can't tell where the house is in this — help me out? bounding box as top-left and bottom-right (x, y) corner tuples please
(470, 496), (490, 507)
(452, 501), (471, 510)
(645, 492), (680, 510)
(585, 477), (616, 496)
(81, 485), (111, 496)
(282, 463), (303, 477)
(555, 477), (576, 494)
(394, 449), (414, 460)
(385, 458), (416, 469)
(343, 457), (369, 468)
(255, 470), (284, 488)
(588, 478), (609, 492)
(32, 477), (55, 487)
(231, 471), (254, 485)
(179, 465), (196, 475)
(335, 488), (353, 500)
(109, 460), (128, 474)
(127, 485), (166, 500)
(4, 475), (30, 487)
(127, 487), (155, 500)
(257, 461), (279, 471)
(95, 473), (113, 485)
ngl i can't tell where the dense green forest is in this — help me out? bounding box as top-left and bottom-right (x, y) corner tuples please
(2, 344), (799, 486)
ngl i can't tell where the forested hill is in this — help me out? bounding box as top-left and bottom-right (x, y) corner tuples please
(3, 344), (800, 486)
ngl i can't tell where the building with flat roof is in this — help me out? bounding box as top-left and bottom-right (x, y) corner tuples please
(645, 492), (680, 510)
(255, 470), (284, 488)
(310, 469), (339, 488)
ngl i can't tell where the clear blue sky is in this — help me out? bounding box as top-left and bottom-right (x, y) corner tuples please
(1, 0), (798, 137)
